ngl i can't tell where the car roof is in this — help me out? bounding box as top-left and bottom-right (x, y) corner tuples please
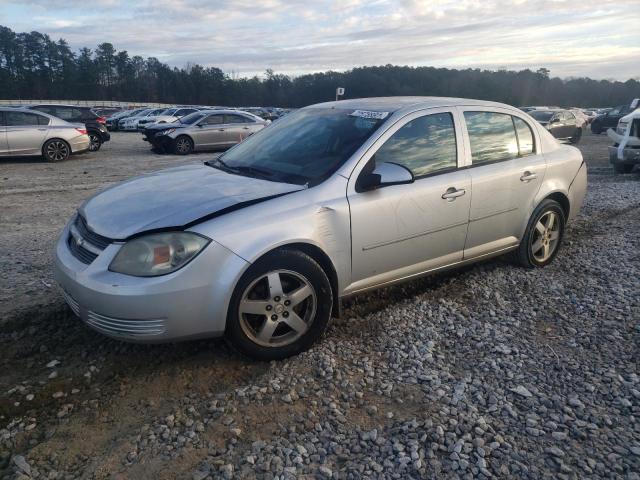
(309, 96), (518, 113)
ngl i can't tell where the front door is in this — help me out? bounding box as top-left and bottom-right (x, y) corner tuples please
(192, 113), (226, 149)
(347, 109), (471, 293)
(460, 109), (547, 258)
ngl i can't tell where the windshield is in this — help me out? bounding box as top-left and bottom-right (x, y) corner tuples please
(162, 108), (178, 115)
(179, 112), (207, 124)
(530, 111), (554, 121)
(217, 107), (386, 186)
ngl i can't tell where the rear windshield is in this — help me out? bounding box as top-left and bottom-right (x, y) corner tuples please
(530, 111), (554, 121)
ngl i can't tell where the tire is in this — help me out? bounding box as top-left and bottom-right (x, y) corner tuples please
(613, 163), (634, 174)
(590, 123), (602, 134)
(173, 135), (193, 155)
(514, 199), (566, 268)
(569, 128), (582, 144)
(42, 139), (70, 162)
(226, 249), (333, 360)
(88, 132), (102, 152)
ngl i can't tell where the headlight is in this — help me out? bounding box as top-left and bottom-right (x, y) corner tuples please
(109, 232), (210, 277)
(159, 129), (176, 135)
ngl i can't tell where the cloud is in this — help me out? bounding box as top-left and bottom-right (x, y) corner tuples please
(1, 0), (638, 80)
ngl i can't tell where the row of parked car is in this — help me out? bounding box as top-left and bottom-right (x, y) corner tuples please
(521, 104), (637, 143)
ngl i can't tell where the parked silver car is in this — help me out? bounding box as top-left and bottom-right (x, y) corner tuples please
(0, 107), (90, 161)
(143, 110), (268, 154)
(54, 97), (587, 359)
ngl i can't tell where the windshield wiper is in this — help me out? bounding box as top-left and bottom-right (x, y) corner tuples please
(204, 159), (278, 181)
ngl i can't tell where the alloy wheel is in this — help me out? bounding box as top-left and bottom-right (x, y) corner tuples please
(175, 138), (191, 154)
(531, 211), (560, 262)
(89, 134), (101, 151)
(238, 269), (317, 348)
(46, 141), (69, 161)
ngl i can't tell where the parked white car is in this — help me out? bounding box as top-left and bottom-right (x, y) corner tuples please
(607, 100), (640, 173)
(136, 107), (201, 129)
(119, 108), (165, 131)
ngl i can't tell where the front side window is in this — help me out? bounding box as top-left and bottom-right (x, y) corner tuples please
(464, 111), (519, 165)
(6, 111), (41, 126)
(513, 117), (534, 156)
(374, 112), (457, 177)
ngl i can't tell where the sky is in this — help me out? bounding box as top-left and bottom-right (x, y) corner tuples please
(1, 0), (639, 81)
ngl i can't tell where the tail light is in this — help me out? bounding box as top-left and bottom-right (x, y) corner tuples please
(96, 116), (107, 124)
(76, 128), (87, 135)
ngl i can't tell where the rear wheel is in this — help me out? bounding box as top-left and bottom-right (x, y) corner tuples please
(226, 249), (332, 360)
(514, 199), (565, 268)
(43, 139), (70, 162)
(173, 135), (193, 155)
(88, 132), (102, 152)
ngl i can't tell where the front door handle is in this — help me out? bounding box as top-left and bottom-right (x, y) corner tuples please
(441, 187), (466, 201)
(218, 128), (225, 131)
(520, 171), (538, 182)
(243, 127), (250, 130)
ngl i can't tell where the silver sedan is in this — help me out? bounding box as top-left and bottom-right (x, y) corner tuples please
(143, 110), (268, 154)
(0, 108), (90, 161)
(54, 97), (587, 359)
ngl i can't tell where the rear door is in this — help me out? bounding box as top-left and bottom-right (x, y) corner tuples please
(5, 111), (49, 155)
(460, 109), (546, 258)
(223, 114), (255, 145)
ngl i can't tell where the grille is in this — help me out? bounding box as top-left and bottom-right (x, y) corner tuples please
(74, 215), (111, 249)
(61, 289), (80, 317)
(86, 311), (166, 337)
(67, 235), (98, 264)
(67, 214), (112, 265)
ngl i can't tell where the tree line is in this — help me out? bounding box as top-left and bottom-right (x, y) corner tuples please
(0, 25), (638, 108)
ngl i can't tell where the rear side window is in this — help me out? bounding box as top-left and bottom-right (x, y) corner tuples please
(202, 114), (223, 125)
(464, 112), (519, 165)
(374, 112), (457, 177)
(37, 115), (50, 126)
(5, 111), (41, 126)
(177, 109), (196, 116)
(513, 117), (534, 156)
(224, 114), (249, 124)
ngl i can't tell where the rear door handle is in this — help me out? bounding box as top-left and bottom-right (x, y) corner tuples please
(441, 187), (466, 201)
(243, 127), (250, 130)
(520, 171), (538, 182)
(218, 129), (225, 131)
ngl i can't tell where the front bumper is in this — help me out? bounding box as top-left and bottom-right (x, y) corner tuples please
(609, 146), (640, 165)
(53, 221), (248, 342)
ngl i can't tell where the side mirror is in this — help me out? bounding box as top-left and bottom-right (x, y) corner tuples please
(356, 161), (414, 192)
(197, 123), (204, 127)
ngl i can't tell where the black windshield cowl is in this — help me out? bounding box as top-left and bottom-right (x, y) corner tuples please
(205, 158), (285, 183)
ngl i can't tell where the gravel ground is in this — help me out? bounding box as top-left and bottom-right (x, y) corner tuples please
(0, 130), (638, 479)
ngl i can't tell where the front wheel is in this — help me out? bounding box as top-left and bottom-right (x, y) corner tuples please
(88, 132), (102, 152)
(173, 135), (193, 155)
(43, 139), (70, 162)
(514, 199), (565, 268)
(226, 249), (333, 360)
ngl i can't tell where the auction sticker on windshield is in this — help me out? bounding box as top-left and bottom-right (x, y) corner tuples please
(350, 110), (390, 120)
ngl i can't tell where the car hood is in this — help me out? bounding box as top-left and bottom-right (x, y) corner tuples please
(79, 164), (305, 240)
